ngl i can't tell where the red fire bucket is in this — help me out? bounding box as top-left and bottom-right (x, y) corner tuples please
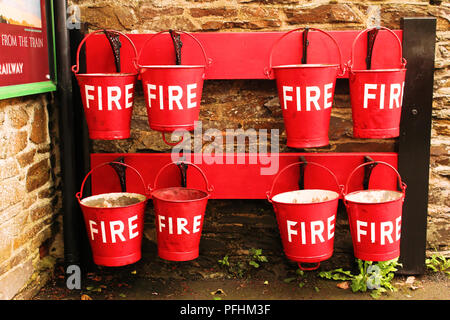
(267, 161), (343, 270)
(72, 30), (139, 140)
(149, 162), (214, 261)
(136, 30), (209, 145)
(343, 161), (407, 261)
(348, 27), (407, 138)
(266, 28), (345, 148)
(76, 162), (149, 266)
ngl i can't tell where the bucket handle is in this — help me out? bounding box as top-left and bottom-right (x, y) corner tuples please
(266, 161), (343, 203)
(75, 161), (150, 202)
(264, 27), (346, 79)
(161, 132), (185, 147)
(71, 29), (139, 74)
(134, 30), (211, 70)
(298, 262), (320, 271)
(347, 27), (407, 72)
(343, 161), (407, 206)
(149, 161), (214, 195)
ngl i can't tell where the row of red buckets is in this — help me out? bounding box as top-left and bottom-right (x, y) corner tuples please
(76, 160), (406, 270)
(73, 27), (407, 147)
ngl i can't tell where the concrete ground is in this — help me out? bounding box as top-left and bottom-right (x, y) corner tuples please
(32, 201), (449, 302)
(34, 203), (450, 301)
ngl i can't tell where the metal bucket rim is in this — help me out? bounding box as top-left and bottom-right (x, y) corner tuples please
(139, 65), (205, 69)
(75, 72), (138, 77)
(344, 189), (404, 205)
(272, 63), (339, 69)
(349, 68), (406, 73)
(80, 192), (148, 209)
(151, 186), (210, 203)
(271, 189), (340, 205)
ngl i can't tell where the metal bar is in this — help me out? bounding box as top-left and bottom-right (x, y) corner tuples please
(103, 30), (122, 72)
(69, 23), (94, 268)
(169, 29), (183, 65)
(298, 156), (307, 190)
(177, 162), (188, 188)
(398, 17), (436, 275)
(301, 28), (309, 64)
(365, 27), (379, 70)
(363, 156), (377, 190)
(109, 156), (127, 192)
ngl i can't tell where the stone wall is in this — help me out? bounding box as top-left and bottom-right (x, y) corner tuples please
(70, 0), (449, 264)
(0, 94), (62, 300)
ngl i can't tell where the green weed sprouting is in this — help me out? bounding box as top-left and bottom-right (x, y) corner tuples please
(248, 248), (268, 269)
(318, 258), (402, 299)
(426, 254), (450, 276)
(218, 248), (268, 278)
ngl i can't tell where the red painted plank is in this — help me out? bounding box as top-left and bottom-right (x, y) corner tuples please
(86, 153), (399, 200)
(83, 30), (402, 80)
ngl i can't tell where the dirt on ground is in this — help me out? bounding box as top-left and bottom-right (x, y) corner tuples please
(33, 259), (449, 301)
(31, 202), (449, 302)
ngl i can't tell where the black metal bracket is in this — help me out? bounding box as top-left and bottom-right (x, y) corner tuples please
(298, 156), (307, 190)
(109, 156), (127, 192)
(169, 29), (183, 65)
(103, 29), (122, 72)
(363, 156), (403, 191)
(366, 27), (380, 70)
(176, 161), (188, 188)
(301, 27), (309, 64)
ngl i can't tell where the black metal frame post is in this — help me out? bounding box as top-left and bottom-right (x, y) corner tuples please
(69, 23), (94, 269)
(398, 17), (437, 275)
(55, 0), (93, 272)
(54, 0), (80, 267)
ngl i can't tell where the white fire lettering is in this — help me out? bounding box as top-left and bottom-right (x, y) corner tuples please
(281, 82), (334, 111)
(83, 84), (134, 111)
(157, 215), (202, 235)
(286, 218), (335, 244)
(88, 215), (139, 243)
(356, 218), (402, 245)
(146, 83), (198, 110)
(363, 82), (405, 110)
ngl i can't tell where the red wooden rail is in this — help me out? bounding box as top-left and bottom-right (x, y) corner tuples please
(89, 153), (398, 199)
(84, 29), (402, 199)
(85, 30), (402, 79)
